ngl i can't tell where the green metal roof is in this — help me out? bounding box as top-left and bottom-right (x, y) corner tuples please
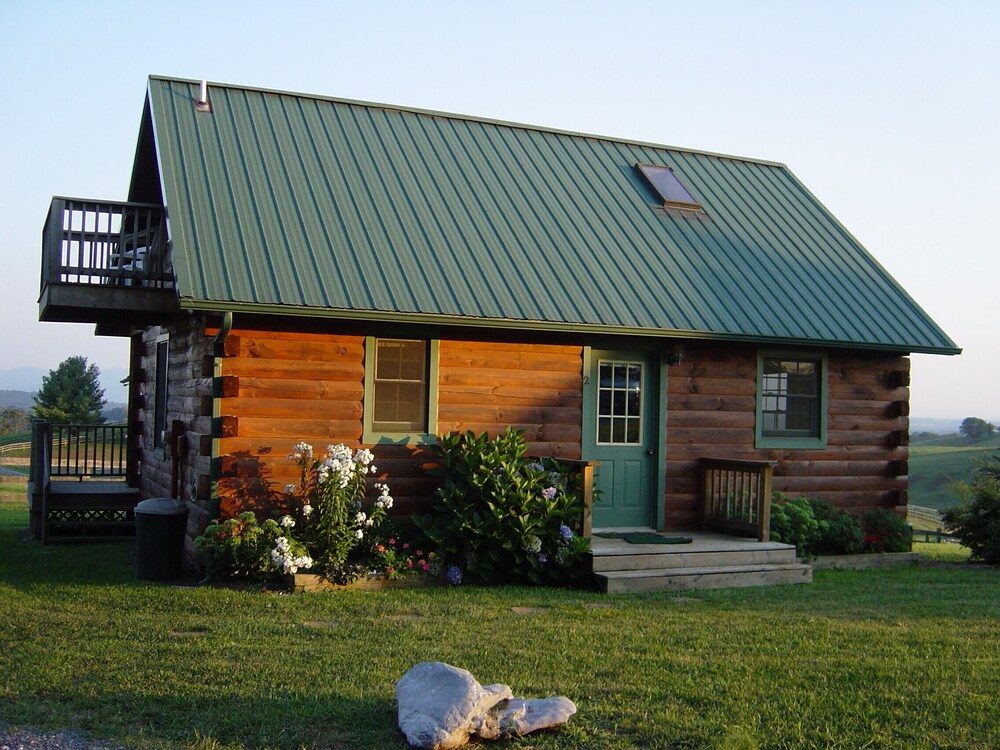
(140, 76), (958, 354)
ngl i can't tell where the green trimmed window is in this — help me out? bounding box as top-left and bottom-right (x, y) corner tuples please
(363, 337), (438, 444)
(152, 334), (169, 450)
(756, 354), (826, 448)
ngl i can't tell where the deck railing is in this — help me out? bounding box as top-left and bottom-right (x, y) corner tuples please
(41, 197), (171, 290)
(30, 421), (129, 481)
(700, 457), (775, 542)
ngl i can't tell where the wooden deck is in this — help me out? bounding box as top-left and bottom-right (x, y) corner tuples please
(35, 480), (139, 543)
(591, 529), (812, 593)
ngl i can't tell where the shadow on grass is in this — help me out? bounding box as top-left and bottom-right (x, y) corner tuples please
(1, 505), (138, 588)
(2, 687), (404, 750)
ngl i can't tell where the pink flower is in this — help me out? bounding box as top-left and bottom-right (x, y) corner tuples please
(389, 538), (396, 545)
(403, 543), (410, 550)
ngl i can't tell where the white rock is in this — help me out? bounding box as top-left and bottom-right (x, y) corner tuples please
(494, 696), (578, 737)
(396, 662), (512, 750)
(396, 662), (577, 749)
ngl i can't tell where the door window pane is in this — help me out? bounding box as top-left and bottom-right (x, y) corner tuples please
(597, 359), (643, 445)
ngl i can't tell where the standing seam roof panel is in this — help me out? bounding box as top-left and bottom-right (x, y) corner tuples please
(146, 77), (959, 354)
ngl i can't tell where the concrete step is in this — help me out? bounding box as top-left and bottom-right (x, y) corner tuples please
(596, 562), (813, 594)
(593, 545), (797, 572)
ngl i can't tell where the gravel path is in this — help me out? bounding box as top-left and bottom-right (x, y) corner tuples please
(0, 725), (125, 750)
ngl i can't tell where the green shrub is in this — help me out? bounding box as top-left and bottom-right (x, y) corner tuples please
(414, 428), (590, 585)
(862, 508), (913, 553)
(942, 456), (1000, 564)
(195, 512), (308, 582)
(770, 495), (864, 556)
(807, 497), (864, 555)
(769, 494), (819, 556)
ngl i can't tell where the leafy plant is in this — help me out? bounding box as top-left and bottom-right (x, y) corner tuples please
(806, 497), (864, 555)
(414, 428), (590, 585)
(943, 455), (1000, 564)
(861, 508), (913, 553)
(195, 512), (307, 582)
(196, 442), (407, 584)
(769, 494), (820, 556)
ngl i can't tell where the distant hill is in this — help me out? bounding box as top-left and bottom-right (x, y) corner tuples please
(0, 389), (126, 422)
(0, 367), (129, 404)
(909, 418), (962, 435)
(0, 390), (35, 411)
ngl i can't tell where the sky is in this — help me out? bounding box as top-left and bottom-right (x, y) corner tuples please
(0, 0), (997, 420)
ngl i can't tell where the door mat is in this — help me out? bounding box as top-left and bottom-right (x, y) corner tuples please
(595, 532), (693, 545)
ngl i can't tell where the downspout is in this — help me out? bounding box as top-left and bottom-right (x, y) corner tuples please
(209, 311), (233, 519)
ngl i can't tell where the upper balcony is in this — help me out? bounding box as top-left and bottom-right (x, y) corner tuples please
(39, 198), (179, 335)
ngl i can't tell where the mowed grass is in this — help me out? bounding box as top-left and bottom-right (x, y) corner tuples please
(2, 506), (998, 750)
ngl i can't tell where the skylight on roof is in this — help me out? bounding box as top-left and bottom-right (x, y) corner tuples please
(636, 164), (700, 209)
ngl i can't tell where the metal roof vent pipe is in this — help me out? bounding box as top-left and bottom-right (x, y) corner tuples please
(194, 80), (212, 113)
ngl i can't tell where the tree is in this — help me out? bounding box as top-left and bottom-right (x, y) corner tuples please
(0, 408), (30, 436)
(959, 417), (996, 443)
(943, 455), (1000, 565)
(32, 356), (107, 425)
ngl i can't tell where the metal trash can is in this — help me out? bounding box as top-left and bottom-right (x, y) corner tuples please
(135, 498), (190, 580)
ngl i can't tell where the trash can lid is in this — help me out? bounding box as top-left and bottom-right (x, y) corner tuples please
(135, 497), (189, 515)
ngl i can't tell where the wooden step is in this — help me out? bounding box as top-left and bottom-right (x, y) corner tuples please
(596, 562), (813, 594)
(593, 545), (797, 573)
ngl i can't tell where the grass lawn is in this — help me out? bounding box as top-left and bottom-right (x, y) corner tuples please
(2, 506), (998, 750)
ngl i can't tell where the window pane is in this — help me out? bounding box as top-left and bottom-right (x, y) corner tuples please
(373, 339), (428, 432)
(598, 417), (611, 443)
(761, 356), (821, 438)
(612, 418), (625, 444)
(625, 418), (640, 444)
(636, 164), (699, 206)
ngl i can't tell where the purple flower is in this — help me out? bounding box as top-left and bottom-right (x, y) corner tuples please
(537, 553), (548, 564)
(446, 565), (463, 586)
(559, 524), (574, 542)
(542, 486), (557, 500)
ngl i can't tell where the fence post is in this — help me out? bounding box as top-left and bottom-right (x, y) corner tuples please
(758, 464), (773, 542)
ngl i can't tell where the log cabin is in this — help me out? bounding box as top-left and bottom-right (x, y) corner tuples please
(35, 76), (959, 561)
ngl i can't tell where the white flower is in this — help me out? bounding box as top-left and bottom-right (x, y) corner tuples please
(274, 536), (290, 552)
(365, 518), (374, 527)
(280, 515), (295, 529)
(354, 448), (375, 466)
(284, 483), (297, 494)
(354, 529), (364, 540)
(355, 511), (367, 524)
(370, 465), (377, 474)
(302, 504), (313, 516)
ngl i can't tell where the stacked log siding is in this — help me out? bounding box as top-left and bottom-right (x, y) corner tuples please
(664, 342), (908, 528)
(213, 328), (584, 518)
(136, 318), (213, 506)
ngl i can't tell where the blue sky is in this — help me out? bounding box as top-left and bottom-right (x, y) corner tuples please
(1, 1), (996, 420)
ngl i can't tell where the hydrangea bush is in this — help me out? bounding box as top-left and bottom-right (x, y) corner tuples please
(414, 428), (591, 586)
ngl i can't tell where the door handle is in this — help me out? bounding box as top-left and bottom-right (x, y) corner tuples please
(646, 449), (654, 456)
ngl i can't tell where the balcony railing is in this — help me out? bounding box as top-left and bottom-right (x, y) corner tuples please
(42, 197), (172, 290)
(30, 421), (130, 482)
(700, 457), (775, 542)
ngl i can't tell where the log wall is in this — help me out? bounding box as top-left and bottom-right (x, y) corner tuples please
(136, 316), (213, 510)
(664, 341), (909, 528)
(214, 326), (583, 518)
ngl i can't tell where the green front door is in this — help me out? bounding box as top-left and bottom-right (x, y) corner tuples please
(585, 350), (658, 529)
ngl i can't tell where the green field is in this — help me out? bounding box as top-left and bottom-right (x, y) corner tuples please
(2, 505), (999, 750)
(909, 435), (999, 511)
